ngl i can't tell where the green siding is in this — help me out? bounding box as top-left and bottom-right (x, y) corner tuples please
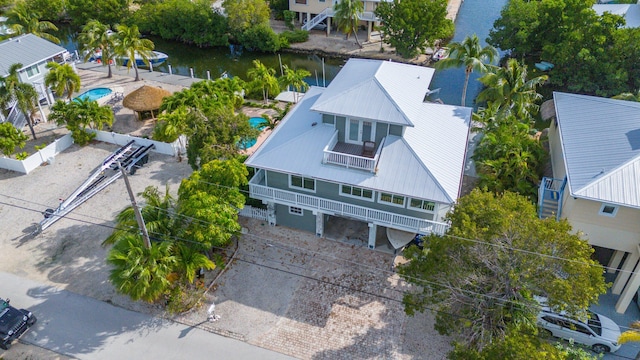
(389, 124), (403, 136)
(275, 204), (316, 232)
(336, 116), (346, 142)
(265, 170), (289, 189)
(375, 123), (388, 144)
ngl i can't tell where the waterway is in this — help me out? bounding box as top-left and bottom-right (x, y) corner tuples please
(57, 0), (508, 107)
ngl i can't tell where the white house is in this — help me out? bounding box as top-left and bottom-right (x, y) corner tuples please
(593, 1), (640, 28)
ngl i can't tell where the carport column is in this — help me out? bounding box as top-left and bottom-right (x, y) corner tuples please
(367, 21), (372, 42)
(615, 245), (640, 313)
(612, 251), (639, 295)
(267, 202), (276, 226)
(315, 211), (324, 237)
(327, 17), (331, 35)
(368, 223), (377, 249)
(607, 250), (625, 273)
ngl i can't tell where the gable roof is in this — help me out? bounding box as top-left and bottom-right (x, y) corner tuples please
(246, 59), (470, 204)
(309, 59), (435, 127)
(0, 34), (67, 78)
(553, 92), (640, 208)
(593, 3), (640, 28)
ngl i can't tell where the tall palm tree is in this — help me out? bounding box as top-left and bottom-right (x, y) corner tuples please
(334, 0), (364, 48)
(435, 34), (498, 106)
(612, 90), (640, 102)
(173, 243), (215, 285)
(247, 60), (279, 104)
(113, 24), (154, 82)
(476, 59), (547, 123)
(5, 1), (59, 43)
(1, 63), (40, 139)
(78, 20), (116, 78)
(279, 65), (311, 103)
(44, 62), (81, 101)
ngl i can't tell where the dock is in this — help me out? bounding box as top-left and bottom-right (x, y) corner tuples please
(75, 62), (205, 88)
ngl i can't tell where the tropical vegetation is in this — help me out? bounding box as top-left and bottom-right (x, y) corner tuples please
(0, 122), (28, 156)
(78, 20), (116, 78)
(0, 63), (40, 139)
(333, 0), (364, 48)
(48, 98), (114, 145)
(3, 0), (60, 43)
(113, 24), (154, 82)
(44, 62), (81, 100)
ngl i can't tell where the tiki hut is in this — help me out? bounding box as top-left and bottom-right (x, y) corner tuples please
(123, 85), (171, 120)
(540, 99), (556, 121)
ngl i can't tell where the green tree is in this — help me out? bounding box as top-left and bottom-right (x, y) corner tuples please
(247, 59), (279, 104)
(4, 0), (59, 43)
(113, 24), (155, 82)
(49, 98), (114, 145)
(398, 189), (607, 353)
(14, 80), (40, 140)
(44, 62), (82, 101)
(333, 0), (364, 48)
(612, 90), (640, 102)
(23, 0), (66, 22)
(223, 0), (271, 35)
(78, 20), (116, 78)
(66, 0), (130, 27)
(0, 122), (29, 156)
(240, 23), (282, 53)
(476, 59), (547, 124)
(435, 34), (498, 106)
(278, 65), (310, 103)
(374, 0), (453, 58)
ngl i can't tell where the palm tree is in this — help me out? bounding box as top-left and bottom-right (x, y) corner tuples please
(435, 34), (498, 106)
(173, 243), (215, 285)
(476, 59), (547, 123)
(279, 65), (311, 103)
(5, 1), (59, 43)
(612, 90), (640, 102)
(247, 60), (279, 104)
(334, 0), (364, 48)
(113, 24), (154, 82)
(78, 20), (116, 78)
(1, 63), (40, 139)
(44, 62), (81, 101)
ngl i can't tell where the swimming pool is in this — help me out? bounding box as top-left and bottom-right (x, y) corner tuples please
(74, 88), (113, 102)
(239, 117), (267, 150)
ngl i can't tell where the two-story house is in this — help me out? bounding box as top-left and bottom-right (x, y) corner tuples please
(539, 92), (640, 313)
(0, 34), (71, 129)
(245, 58), (472, 251)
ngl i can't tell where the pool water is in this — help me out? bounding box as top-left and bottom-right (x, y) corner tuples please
(239, 117), (267, 150)
(74, 87), (113, 102)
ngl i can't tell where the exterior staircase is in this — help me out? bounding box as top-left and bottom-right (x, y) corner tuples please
(302, 8), (333, 31)
(538, 177), (566, 220)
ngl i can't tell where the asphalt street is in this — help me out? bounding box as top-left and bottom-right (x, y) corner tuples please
(0, 272), (295, 360)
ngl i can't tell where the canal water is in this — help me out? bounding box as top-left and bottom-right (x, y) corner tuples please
(58, 0), (507, 107)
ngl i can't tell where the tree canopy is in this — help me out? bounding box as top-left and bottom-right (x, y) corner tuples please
(66, 0), (130, 27)
(45, 62), (82, 101)
(0, 122), (28, 156)
(223, 0), (271, 36)
(398, 189), (607, 354)
(49, 98), (114, 145)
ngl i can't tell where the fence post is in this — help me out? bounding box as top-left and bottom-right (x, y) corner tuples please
(190, 68), (194, 78)
(168, 64), (173, 75)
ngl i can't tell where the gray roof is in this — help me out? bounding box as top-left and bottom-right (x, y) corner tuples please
(554, 92), (640, 208)
(593, 3), (640, 28)
(310, 59), (435, 127)
(246, 60), (471, 204)
(0, 34), (67, 78)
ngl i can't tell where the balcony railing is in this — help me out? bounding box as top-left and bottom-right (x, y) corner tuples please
(322, 131), (384, 173)
(249, 169), (449, 235)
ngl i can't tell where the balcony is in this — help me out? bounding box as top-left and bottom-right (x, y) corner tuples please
(322, 131), (384, 173)
(538, 176), (566, 220)
(249, 169), (449, 235)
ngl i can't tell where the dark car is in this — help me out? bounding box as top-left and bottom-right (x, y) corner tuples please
(0, 298), (37, 350)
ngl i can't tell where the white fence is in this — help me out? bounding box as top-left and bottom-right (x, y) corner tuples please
(0, 130), (184, 174)
(238, 205), (268, 221)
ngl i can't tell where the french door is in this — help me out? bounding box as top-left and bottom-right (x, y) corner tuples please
(347, 119), (374, 144)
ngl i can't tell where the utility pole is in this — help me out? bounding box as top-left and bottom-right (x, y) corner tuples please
(118, 162), (152, 249)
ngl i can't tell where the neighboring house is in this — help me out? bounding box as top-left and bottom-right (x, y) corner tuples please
(245, 58), (472, 251)
(593, 1), (640, 28)
(539, 92), (640, 313)
(0, 16), (11, 36)
(292, 0), (389, 41)
(0, 34), (71, 129)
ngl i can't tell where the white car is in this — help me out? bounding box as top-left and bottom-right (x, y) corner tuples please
(537, 308), (621, 353)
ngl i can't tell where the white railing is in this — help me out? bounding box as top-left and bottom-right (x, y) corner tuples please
(322, 132), (383, 173)
(238, 205), (268, 221)
(359, 11), (378, 22)
(249, 170), (449, 234)
(302, 8), (333, 31)
(0, 133), (73, 174)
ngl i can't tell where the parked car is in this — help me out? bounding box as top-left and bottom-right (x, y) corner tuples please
(303, 20), (327, 31)
(0, 298), (37, 350)
(537, 307), (621, 353)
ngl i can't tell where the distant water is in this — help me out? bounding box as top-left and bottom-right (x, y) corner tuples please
(429, 0), (509, 108)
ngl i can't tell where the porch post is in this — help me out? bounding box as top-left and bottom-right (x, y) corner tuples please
(612, 251), (639, 295)
(267, 202), (276, 226)
(607, 250), (625, 273)
(367, 21), (372, 42)
(368, 223), (377, 249)
(615, 245), (640, 313)
(315, 211), (324, 237)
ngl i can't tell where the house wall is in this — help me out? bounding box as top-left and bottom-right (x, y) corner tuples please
(562, 197), (640, 252)
(548, 118), (567, 180)
(290, 0), (379, 20)
(265, 170), (437, 220)
(275, 203), (317, 232)
(375, 122), (388, 144)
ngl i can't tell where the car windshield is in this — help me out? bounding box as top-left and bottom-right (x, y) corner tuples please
(586, 311), (602, 336)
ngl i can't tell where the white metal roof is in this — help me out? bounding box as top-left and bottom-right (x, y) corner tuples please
(310, 59), (435, 127)
(554, 92), (640, 208)
(0, 34), (67, 78)
(246, 60), (470, 204)
(593, 3), (640, 28)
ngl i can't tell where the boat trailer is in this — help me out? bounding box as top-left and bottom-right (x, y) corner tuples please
(36, 140), (154, 234)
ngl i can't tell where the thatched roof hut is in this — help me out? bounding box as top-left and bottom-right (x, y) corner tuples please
(540, 99), (556, 121)
(123, 85), (172, 120)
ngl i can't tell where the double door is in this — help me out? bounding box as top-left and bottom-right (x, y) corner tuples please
(347, 119), (374, 144)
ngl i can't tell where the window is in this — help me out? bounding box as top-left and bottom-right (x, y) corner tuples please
(295, 0), (306, 3)
(599, 203), (618, 217)
(289, 206), (303, 216)
(290, 175), (315, 192)
(409, 198), (435, 212)
(341, 185), (373, 200)
(322, 114), (334, 124)
(25, 64), (40, 78)
(379, 192), (405, 207)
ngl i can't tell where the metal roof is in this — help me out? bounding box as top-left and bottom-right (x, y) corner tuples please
(593, 4), (640, 28)
(554, 92), (640, 208)
(246, 60), (470, 204)
(310, 59), (435, 127)
(0, 34), (67, 78)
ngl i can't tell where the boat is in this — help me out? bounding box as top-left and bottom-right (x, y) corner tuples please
(431, 47), (449, 62)
(116, 51), (169, 67)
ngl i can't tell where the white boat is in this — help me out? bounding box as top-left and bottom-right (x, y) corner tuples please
(116, 51), (168, 67)
(431, 48), (449, 62)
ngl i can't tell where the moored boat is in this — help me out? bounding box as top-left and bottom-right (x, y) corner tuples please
(431, 47), (449, 62)
(117, 51), (169, 67)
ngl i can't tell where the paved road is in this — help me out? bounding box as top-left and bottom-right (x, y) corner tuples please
(0, 272), (295, 360)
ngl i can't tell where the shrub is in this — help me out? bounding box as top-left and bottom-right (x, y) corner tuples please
(240, 24), (282, 52)
(283, 10), (295, 30)
(279, 30), (309, 44)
